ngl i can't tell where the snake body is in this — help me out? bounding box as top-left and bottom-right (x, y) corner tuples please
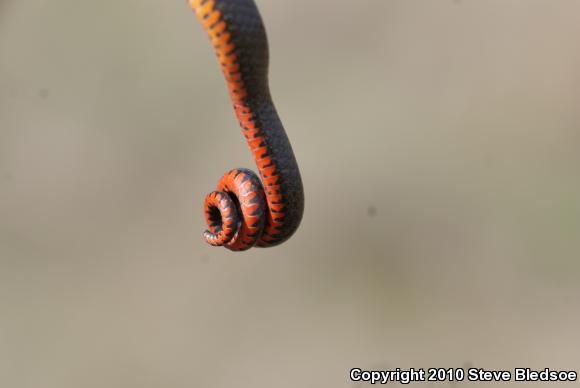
(190, 0), (304, 251)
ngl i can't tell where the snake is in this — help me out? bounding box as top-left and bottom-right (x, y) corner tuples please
(189, 0), (304, 251)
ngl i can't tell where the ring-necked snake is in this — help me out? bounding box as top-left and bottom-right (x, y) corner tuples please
(189, 0), (304, 251)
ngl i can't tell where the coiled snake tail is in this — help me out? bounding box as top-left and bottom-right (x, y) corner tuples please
(190, 0), (304, 251)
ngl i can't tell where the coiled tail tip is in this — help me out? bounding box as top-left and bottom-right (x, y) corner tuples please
(203, 168), (266, 251)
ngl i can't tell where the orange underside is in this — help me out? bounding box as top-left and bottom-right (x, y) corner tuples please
(191, 0), (285, 247)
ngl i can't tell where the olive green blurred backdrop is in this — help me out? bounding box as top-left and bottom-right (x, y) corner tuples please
(1, 1), (579, 387)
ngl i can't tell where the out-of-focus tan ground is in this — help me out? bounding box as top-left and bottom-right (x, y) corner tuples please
(1, 1), (579, 387)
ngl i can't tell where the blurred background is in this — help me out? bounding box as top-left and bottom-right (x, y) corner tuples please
(1, 0), (579, 387)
